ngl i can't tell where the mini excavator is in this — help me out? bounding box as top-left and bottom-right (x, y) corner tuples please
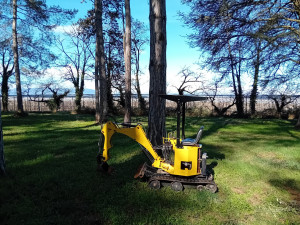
(97, 95), (217, 192)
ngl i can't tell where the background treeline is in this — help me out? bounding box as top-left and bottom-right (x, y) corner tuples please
(0, 0), (299, 127)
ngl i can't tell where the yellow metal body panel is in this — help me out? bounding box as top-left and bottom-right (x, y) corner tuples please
(164, 138), (201, 176)
(173, 145), (199, 176)
(101, 121), (201, 177)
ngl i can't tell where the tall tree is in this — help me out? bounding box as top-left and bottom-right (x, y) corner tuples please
(12, 0), (23, 114)
(105, 8), (124, 113)
(95, 0), (108, 123)
(148, 0), (167, 146)
(123, 0), (132, 123)
(8, 0), (75, 114)
(79, 1), (126, 118)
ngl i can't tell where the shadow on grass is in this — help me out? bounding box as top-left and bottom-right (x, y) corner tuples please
(1, 113), (224, 224)
(1, 132), (217, 224)
(269, 178), (300, 207)
(204, 144), (226, 160)
(4, 114), (299, 224)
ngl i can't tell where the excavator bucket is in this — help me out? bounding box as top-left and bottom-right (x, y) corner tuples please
(134, 163), (147, 179)
(96, 154), (113, 174)
(96, 131), (114, 174)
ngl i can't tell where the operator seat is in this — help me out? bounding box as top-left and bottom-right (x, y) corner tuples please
(181, 126), (204, 146)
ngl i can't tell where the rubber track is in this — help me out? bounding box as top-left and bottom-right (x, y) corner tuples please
(149, 173), (215, 185)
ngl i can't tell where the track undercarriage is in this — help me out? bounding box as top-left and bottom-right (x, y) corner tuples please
(135, 163), (218, 193)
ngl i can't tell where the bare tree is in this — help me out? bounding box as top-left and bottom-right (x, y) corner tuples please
(0, 37), (14, 112)
(267, 81), (299, 118)
(148, 0), (167, 146)
(206, 81), (236, 116)
(269, 94), (299, 118)
(10, 0), (75, 115)
(132, 20), (148, 115)
(175, 67), (202, 95)
(28, 84), (69, 113)
(57, 26), (93, 113)
(123, 0), (131, 123)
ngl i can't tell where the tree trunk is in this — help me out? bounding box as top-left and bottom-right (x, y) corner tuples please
(250, 42), (261, 116)
(228, 42), (244, 117)
(94, 53), (100, 122)
(75, 87), (83, 113)
(0, 103), (5, 176)
(106, 73), (114, 114)
(135, 71), (146, 115)
(106, 43), (114, 114)
(124, 0), (132, 123)
(1, 73), (9, 112)
(236, 61), (244, 117)
(1, 53), (13, 112)
(95, 0), (101, 122)
(148, 0), (167, 146)
(12, 0), (24, 114)
(295, 114), (300, 129)
(118, 84), (126, 108)
(133, 37), (146, 115)
(236, 76), (244, 117)
(95, 0), (107, 123)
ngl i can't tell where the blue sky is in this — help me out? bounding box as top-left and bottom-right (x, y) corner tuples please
(48, 0), (203, 94)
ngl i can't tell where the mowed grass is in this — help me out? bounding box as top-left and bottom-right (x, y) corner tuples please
(0, 113), (299, 225)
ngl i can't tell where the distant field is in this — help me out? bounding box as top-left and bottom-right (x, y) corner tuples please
(0, 113), (299, 225)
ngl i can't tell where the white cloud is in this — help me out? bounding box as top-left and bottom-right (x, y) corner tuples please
(54, 25), (78, 34)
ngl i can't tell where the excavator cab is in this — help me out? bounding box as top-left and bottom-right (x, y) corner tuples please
(97, 94), (217, 192)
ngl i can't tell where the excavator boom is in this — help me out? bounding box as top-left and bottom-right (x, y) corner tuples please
(100, 121), (160, 162)
(97, 121), (174, 174)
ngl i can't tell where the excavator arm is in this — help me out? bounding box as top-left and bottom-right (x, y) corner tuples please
(97, 121), (170, 172)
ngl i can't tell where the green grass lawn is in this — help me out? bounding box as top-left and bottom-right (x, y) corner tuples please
(0, 113), (299, 225)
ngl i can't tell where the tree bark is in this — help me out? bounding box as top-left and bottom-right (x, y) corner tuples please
(124, 0), (132, 123)
(95, 0), (107, 123)
(148, 0), (167, 146)
(12, 0), (24, 114)
(2, 72), (9, 112)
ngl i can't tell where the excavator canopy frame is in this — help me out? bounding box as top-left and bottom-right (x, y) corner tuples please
(159, 95), (207, 147)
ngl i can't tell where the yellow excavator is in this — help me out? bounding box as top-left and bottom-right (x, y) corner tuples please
(97, 95), (217, 192)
